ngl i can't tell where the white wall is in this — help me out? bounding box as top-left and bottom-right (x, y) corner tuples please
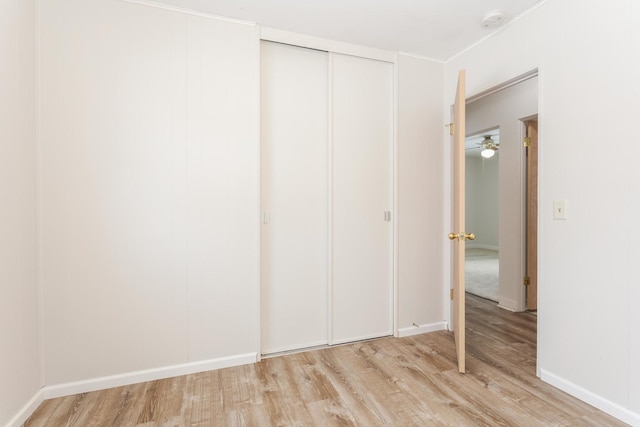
(465, 154), (499, 250)
(397, 54), (446, 335)
(0, 0), (41, 425)
(464, 156), (480, 248)
(35, 0), (447, 392)
(465, 77), (537, 310)
(40, 0), (259, 386)
(632, 1), (640, 415)
(446, 0), (640, 423)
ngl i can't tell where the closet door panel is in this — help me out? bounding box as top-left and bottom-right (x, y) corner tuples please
(331, 54), (393, 344)
(260, 42), (329, 354)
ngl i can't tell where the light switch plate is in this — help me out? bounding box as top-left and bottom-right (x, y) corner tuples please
(553, 200), (567, 220)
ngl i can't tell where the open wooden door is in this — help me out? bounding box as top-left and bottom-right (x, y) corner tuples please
(449, 70), (471, 373)
(526, 120), (538, 311)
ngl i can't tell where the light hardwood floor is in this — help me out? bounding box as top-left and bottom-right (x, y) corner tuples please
(24, 295), (627, 426)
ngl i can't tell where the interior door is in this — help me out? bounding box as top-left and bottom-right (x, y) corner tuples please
(450, 70), (468, 373)
(260, 42), (329, 354)
(526, 120), (538, 311)
(331, 53), (393, 344)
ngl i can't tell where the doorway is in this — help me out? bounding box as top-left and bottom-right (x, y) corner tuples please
(465, 129), (500, 303)
(525, 119), (538, 312)
(464, 74), (538, 312)
(460, 72), (539, 377)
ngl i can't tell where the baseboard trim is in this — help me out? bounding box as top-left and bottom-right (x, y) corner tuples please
(540, 369), (640, 426)
(398, 321), (448, 338)
(5, 388), (44, 427)
(466, 244), (498, 251)
(497, 297), (517, 312)
(43, 353), (258, 400)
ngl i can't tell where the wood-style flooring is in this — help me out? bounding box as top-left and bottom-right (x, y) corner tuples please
(24, 295), (627, 426)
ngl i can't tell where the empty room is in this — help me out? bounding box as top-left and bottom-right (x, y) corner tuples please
(2, 0), (640, 426)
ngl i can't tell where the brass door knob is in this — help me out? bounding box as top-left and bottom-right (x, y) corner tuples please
(466, 233), (475, 240)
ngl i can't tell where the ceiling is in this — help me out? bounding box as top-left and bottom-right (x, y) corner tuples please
(151, 0), (544, 61)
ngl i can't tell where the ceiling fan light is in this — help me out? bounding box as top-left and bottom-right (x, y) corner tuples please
(481, 148), (495, 158)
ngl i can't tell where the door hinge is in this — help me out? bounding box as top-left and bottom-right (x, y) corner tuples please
(523, 137), (531, 147)
(523, 276), (531, 286)
(449, 123), (455, 136)
(450, 289), (454, 300)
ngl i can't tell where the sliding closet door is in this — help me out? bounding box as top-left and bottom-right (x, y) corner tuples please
(331, 54), (393, 344)
(260, 42), (329, 354)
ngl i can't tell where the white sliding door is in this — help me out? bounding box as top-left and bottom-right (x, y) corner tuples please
(331, 54), (394, 344)
(261, 44), (394, 353)
(260, 42), (329, 354)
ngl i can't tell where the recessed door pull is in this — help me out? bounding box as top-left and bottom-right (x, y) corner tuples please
(384, 211), (391, 222)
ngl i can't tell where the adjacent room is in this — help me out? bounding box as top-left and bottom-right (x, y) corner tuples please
(465, 130), (500, 303)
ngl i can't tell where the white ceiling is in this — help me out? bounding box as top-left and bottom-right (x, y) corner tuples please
(150, 0), (544, 61)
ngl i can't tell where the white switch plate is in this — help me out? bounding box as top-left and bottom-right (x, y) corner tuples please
(553, 200), (567, 220)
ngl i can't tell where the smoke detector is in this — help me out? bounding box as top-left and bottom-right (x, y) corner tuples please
(481, 10), (506, 29)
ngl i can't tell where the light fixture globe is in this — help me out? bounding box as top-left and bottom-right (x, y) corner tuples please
(481, 148), (495, 158)
(479, 134), (498, 158)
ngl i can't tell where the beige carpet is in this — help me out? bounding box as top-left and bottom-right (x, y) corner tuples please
(465, 248), (499, 302)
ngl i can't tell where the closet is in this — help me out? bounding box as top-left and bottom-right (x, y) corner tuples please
(260, 41), (393, 355)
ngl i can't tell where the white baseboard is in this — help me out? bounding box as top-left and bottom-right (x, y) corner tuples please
(5, 388), (44, 427)
(466, 244), (498, 251)
(43, 353), (258, 400)
(497, 297), (517, 312)
(540, 369), (640, 426)
(398, 321), (448, 338)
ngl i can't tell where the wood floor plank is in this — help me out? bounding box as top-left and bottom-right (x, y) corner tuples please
(24, 294), (629, 426)
(315, 347), (392, 425)
(79, 385), (133, 426)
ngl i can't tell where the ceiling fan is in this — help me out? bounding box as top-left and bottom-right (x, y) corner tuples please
(467, 135), (499, 158)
